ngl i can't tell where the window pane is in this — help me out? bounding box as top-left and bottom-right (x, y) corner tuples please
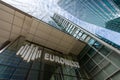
(81, 34), (87, 40)
(99, 59), (109, 69)
(103, 63), (118, 75)
(90, 66), (101, 76)
(27, 70), (39, 80)
(99, 46), (111, 56)
(94, 71), (107, 80)
(87, 48), (96, 57)
(88, 39), (95, 45)
(108, 51), (120, 67)
(92, 41), (102, 49)
(93, 53), (104, 64)
(80, 55), (90, 65)
(111, 71), (120, 80)
(85, 60), (96, 71)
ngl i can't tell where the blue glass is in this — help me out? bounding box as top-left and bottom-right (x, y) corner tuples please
(88, 39), (96, 45)
(27, 70), (39, 80)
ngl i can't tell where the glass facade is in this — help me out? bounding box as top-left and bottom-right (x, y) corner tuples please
(52, 13), (120, 51)
(105, 17), (120, 33)
(53, 13), (120, 80)
(58, 0), (120, 27)
(79, 42), (120, 80)
(0, 37), (89, 80)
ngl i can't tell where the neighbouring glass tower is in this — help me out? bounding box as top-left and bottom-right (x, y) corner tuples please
(58, 0), (120, 27)
(106, 17), (120, 33)
(52, 13), (120, 80)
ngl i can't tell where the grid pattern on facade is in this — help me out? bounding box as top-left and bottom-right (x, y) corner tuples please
(79, 42), (120, 80)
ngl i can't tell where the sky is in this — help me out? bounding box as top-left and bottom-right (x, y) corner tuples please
(2, 0), (120, 46)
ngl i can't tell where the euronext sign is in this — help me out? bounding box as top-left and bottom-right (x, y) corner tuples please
(44, 53), (80, 68)
(16, 44), (80, 68)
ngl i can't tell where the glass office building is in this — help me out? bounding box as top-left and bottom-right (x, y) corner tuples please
(52, 13), (120, 80)
(0, 1), (120, 80)
(106, 17), (120, 33)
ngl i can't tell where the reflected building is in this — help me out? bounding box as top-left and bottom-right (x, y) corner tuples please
(58, 0), (120, 27)
(112, 0), (120, 9)
(106, 17), (120, 33)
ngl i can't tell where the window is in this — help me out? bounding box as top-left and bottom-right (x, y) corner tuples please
(90, 66), (101, 76)
(108, 51), (120, 67)
(27, 70), (39, 80)
(92, 41), (102, 49)
(87, 48), (96, 57)
(99, 59), (109, 69)
(93, 53), (104, 64)
(111, 71), (120, 80)
(80, 55), (90, 65)
(85, 60), (96, 71)
(103, 63), (118, 75)
(80, 34), (87, 40)
(99, 46), (111, 56)
(94, 71), (107, 80)
(88, 38), (96, 45)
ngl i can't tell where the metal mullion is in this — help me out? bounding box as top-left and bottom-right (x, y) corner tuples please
(62, 20), (67, 28)
(73, 28), (79, 38)
(71, 28), (77, 36)
(66, 24), (72, 33)
(63, 22), (69, 30)
(105, 69), (120, 80)
(89, 58), (106, 73)
(100, 0), (116, 17)
(81, 34), (87, 41)
(84, 36), (91, 43)
(92, 0), (112, 19)
(69, 26), (75, 34)
(78, 32), (84, 40)
(84, 1), (109, 20)
(69, 25), (75, 33)
(91, 46), (120, 69)
(65, 23), (71, 31)
(89, 55), (109, 78)
(75, 30), (81, 38)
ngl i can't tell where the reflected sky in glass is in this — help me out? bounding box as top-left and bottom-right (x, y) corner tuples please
(2, 0), (120, 46)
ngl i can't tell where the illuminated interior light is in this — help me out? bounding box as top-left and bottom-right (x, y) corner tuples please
(21, 45), (30, 58)
(35, 50), (39, 59)
(16, 44), (43, 62)
(31, 46), (38, 60)
(27, 45), (35, 62)
(39, 50), (42, 58)
(27, 46), (36, 62)
(19, 44), (28, 56)
(23, 44), (34, 60)
(16, 46), (24, 55)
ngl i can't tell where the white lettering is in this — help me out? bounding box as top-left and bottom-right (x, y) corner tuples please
(44, 53), (49, 60)
(44, 53), (79, 68)
(50, 54), (54, 62)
